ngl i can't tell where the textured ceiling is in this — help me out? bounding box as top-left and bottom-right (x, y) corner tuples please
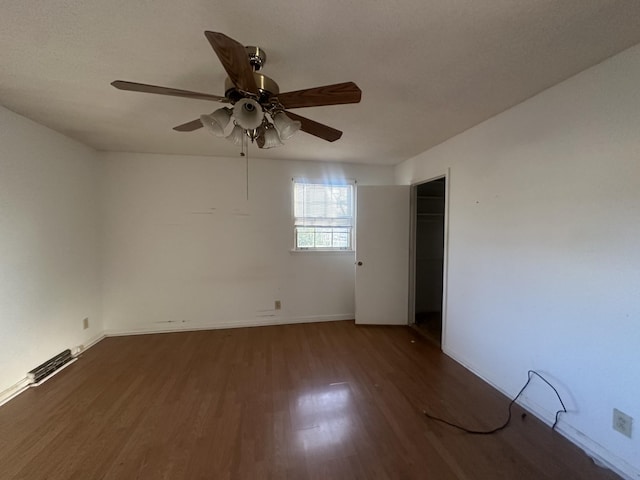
(2, 0), (640, 165)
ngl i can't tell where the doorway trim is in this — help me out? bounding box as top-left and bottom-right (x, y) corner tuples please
(408, 169), (450, 349)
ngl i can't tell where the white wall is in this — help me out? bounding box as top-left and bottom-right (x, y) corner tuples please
(100, 151), (393, 334)
(0, 106), (102, 396)
(396, 45), (640, 478)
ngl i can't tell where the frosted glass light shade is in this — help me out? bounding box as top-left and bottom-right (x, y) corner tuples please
(272, 111), (301, 140)
(233, 98), (264, 129)
(212, 107), (232, 129)
(200, 107), (231, 137)
(262, 127), (283, 149)
(226, 124), (246, 146)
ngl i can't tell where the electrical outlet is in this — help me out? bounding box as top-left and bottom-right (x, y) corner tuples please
(613, 408), (633, 438)
(275, 300), (281, 310)
(82, 317), (89, 330)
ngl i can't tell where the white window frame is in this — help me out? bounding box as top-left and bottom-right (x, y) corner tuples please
(292, 178), (356, 252)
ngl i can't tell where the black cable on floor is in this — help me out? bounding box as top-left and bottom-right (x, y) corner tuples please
(422, 370), (567, 435)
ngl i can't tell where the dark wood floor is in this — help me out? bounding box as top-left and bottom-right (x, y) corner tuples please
(414, 311), (443, 345)
(0, 321), (618, 479)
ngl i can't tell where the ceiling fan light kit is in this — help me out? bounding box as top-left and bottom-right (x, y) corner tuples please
(262, 124), (284, 149)
(233, 98), (264, 130)
(200, 107), (232, 137)
(227, 124), (247, 146)
(273, 111), (301, 140)
(111, 31), (362, 151)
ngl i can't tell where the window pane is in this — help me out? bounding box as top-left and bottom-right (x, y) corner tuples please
(296, 228), (315, 248)
(295, 227), (352, 249)
(314, 229), (332, 248)
(332, 230), (350, 248)
(294, 181), (354, 250)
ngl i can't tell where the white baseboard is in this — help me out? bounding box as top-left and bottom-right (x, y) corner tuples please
(442, 345), (639, 480)
(554, 419), (639, 480)
(0, 377), (32, 407)
(73, 332), (106, 355)
(104, 314), (354, 337)
(0, 333), (106, 408)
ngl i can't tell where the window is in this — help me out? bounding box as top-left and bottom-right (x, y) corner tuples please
(293, 179), (354, 251)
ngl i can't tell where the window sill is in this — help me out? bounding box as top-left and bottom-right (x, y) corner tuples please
(290, 249), (355, 255)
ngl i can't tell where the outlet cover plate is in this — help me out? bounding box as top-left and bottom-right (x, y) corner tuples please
(613, 408), (633, 438)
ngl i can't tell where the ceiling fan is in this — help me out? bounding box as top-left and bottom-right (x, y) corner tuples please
(111, 31), (362, 149)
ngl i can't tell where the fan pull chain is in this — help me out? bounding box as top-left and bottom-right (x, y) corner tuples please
(246, 148), (249, 201)
(240, 134), (249, 201)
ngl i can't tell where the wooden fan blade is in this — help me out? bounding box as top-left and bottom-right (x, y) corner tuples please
(173, 118), (203, 132)
(204, 31), (258, 94)
(256, 135), (265, 149)
(278, 82), (361, 109)
(111, 81), (227, 102)
(285, 112), (343, 142)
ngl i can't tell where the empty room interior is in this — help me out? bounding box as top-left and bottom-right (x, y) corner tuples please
(1, 1), (640, 479)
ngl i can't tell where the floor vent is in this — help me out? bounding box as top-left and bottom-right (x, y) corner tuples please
(27, 349), (74, 384)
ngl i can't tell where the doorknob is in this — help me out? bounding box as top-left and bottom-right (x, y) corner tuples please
(357, 261), (363, 266)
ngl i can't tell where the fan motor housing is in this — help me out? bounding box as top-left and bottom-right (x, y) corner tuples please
(224, 73), (279, 104)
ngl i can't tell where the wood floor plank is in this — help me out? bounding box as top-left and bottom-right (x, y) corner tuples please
(0, 321), (620, 479)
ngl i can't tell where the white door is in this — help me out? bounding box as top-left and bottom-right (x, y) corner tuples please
(355, 185), (410, 325)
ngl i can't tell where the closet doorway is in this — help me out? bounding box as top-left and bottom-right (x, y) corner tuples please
(412, 177), (446, 345)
